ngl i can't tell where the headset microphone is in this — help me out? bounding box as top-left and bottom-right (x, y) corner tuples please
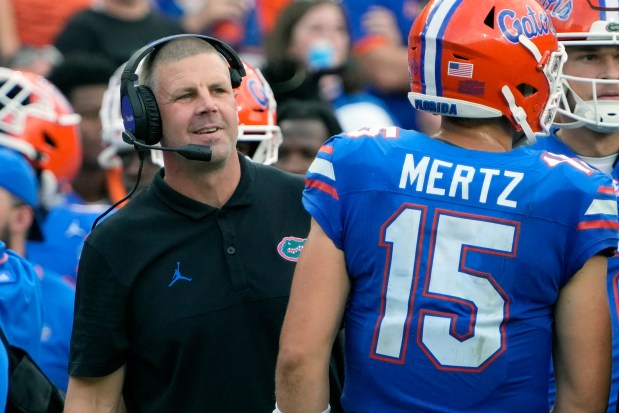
(122, 131), (212, 162)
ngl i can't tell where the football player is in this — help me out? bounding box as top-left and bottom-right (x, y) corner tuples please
(274, 0), (617, 411)
(0, 67), (103, 280)
(0, 69), (79, 392)
(532, 1), (619, 411)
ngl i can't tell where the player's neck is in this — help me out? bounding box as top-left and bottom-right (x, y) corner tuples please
(556, 127), (619, 157)
(432, 119), (512, 152)
(5, 237), (25, 259)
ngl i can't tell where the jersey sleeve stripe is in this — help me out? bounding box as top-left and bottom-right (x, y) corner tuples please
(585, 199), (619, 216)
(305, 179), (339, 200)
(577, 220), (619, 231)
(307, 157), (336, 180)
(319, 145), (334, 155)
(597, 186), (616, 195)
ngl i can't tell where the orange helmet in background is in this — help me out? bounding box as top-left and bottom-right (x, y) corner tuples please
(408, 0), (566, 144)
(543, 0), (619, 45)
(236, 61), (282, 165)
(0, 68), (82, 188)
(541, 0), (619, 132)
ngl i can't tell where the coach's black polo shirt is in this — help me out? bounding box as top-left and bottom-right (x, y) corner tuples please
(69, 154), (310, 412)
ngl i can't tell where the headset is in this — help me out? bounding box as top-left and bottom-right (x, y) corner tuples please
(119, 34), (246, 153)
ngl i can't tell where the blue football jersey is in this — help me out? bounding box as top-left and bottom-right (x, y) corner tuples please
(303, 128), (619, 412)
(27, 201), (109, 281)
(533, 131), (619, 412)
(0, 242), (44, 361)
(0, 343), (7, 412)
(33, 265), (75, 393)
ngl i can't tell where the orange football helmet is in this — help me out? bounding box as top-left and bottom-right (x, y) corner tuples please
(408, 0), (566, 144)
(542, 0), (619, 132)
(0, 68), (82, 186)
(236, 61), (282, 165)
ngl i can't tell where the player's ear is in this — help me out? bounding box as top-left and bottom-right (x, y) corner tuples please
(10, 204), (34, 235)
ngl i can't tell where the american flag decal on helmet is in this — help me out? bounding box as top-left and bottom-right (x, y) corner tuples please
(447, 61), (474, 78)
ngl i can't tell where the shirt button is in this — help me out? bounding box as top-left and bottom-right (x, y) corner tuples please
(226, 246), (236, 255)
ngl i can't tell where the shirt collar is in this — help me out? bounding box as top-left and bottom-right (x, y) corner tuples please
(150, 152), (256, 219)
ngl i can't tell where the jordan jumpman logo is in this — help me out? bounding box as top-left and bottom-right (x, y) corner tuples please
(168, 262), (192, 287)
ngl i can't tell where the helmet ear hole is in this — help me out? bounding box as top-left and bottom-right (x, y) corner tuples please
(483, 7), (495, 28)
(517, 83), (538, 98)
(43, 132), (57, 148)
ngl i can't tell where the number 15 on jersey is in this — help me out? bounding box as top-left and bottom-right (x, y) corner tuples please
(371, 204), (519, 372)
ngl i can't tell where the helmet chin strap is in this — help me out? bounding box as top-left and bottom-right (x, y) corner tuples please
(502, 85), (536, 145)
(573, 94), (619, 133)
(556, 74), (619, 133)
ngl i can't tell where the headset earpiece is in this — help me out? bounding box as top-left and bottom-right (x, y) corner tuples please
(135, 85), (162, 146)
(230, 68), (243, 89)
(120, 34), (246, 145)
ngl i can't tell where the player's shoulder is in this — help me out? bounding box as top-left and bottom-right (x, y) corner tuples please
(0, 243), (40, 297)
(532, 149), (611, 186)
(0, 242), (31, 270)
(528, 132), (575, 156)
(324, 126), (421, 156)
(524, 149), (617, 217)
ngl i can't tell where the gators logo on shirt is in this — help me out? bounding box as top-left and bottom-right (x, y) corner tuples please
(277, 237), (306, 262)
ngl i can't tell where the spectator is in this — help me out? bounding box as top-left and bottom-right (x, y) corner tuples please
(0, 0), (19, 66)
(47, 53), (118, 205)
(274, 0), (616, 411)
(341, 0), (440, 133)
(274, 99), (342, 175)
(54, 0), (185, 68)
(11, 0), (92, 50)
(153, 0), (292, 65)
(262, 0), (397, 131)
(0, 0), (85, 75)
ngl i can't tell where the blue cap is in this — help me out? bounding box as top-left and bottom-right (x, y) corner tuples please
(0, 147), (43, 240)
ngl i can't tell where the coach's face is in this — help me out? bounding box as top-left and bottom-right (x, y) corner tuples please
(154, 52), (239, 166)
